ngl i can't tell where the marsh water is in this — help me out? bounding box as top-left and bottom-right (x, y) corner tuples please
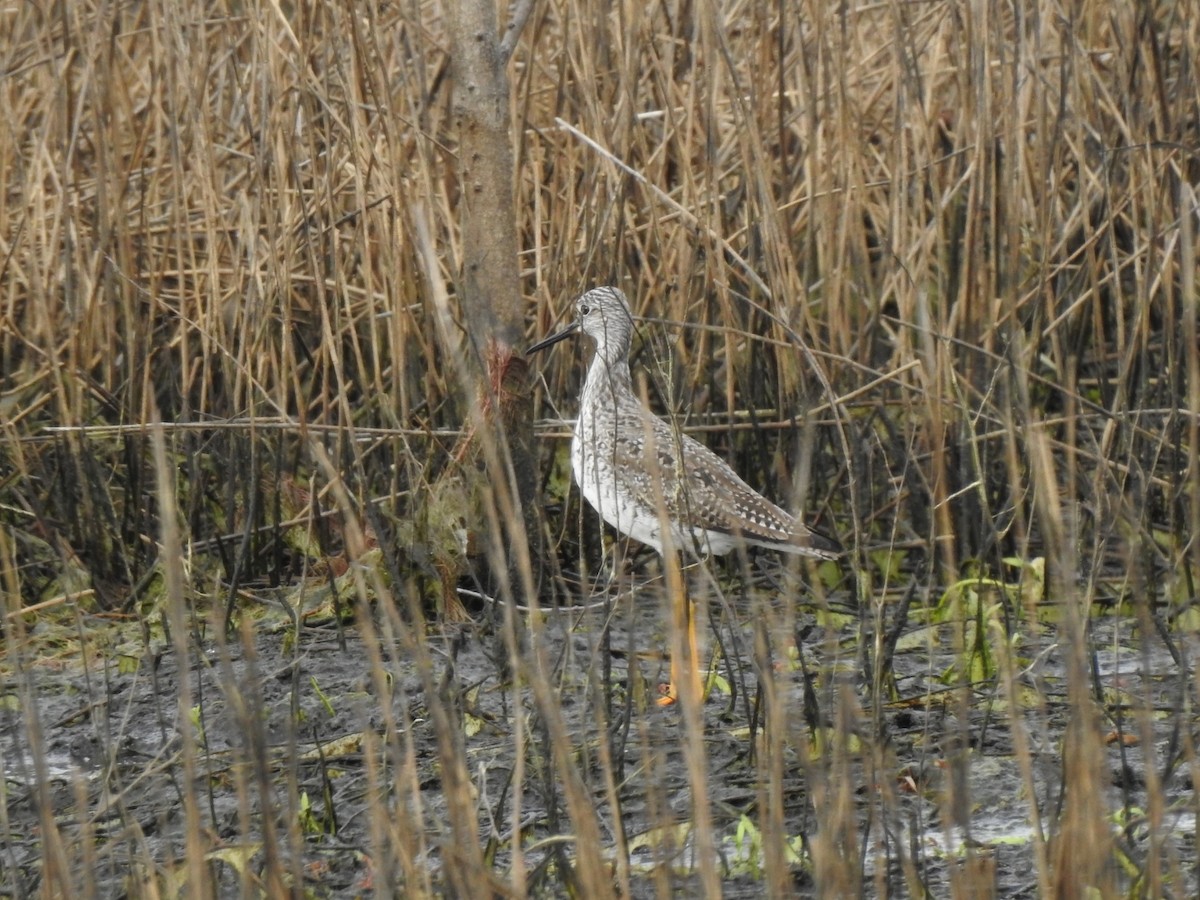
(2, 558), (1195, 897)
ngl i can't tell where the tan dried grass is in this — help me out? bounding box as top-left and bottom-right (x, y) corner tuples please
(2, 0), (1198, 895)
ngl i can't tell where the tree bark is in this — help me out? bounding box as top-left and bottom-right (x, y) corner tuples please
(420, 5), (540, 893)
(443, 0), (540, 591)
(447, 0), (524, 345)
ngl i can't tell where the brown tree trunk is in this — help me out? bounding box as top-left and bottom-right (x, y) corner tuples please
(446, 0), (526, 348)
(418, 6), (540, 895)
(442, 0), (540, 592)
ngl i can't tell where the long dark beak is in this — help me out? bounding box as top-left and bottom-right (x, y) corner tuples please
(525, 321), (579, 356)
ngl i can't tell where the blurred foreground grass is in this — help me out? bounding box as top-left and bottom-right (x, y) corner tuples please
(2, 1), (1198, 895)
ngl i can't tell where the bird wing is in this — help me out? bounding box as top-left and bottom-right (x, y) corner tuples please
(612, 408), (799, 546)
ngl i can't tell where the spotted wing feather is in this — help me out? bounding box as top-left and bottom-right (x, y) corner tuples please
(612, 408), (838, 558)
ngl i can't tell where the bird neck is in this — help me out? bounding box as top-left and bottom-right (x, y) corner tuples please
(582, 352), (634, 409)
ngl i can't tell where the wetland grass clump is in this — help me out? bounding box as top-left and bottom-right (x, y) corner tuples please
(1, 0), (1197, 895)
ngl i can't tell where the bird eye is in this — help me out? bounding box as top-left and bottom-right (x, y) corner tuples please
(580, 304), (590, 315)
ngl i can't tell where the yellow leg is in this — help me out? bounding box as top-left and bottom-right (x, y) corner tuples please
(657, 556), (703, 707)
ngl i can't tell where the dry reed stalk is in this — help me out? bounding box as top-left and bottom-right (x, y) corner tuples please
(2, 0), (1198, 895)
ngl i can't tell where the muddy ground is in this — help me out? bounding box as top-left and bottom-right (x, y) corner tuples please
(2, 557), (1196, 897)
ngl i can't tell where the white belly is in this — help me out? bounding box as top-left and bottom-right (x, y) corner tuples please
(571, 422), (735, 556)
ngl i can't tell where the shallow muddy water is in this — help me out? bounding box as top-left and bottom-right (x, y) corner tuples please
(2, 561), (1196, 897)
